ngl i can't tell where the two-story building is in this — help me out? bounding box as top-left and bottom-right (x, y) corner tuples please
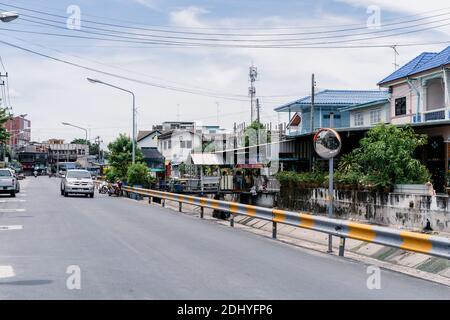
(377, 45), (450, 190)
(274, 90), (389, 171)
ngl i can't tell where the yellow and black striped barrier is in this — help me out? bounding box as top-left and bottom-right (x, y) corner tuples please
(122, 186), (450, 259)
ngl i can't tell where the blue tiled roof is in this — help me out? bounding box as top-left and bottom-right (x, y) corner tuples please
(378, 45), (450, 85)
(274, 90), (389, 112)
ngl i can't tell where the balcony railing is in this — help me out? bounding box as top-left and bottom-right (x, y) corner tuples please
(423, 108), (447, 122)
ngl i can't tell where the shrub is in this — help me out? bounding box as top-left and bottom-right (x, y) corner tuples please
(127, 163), (155, 188)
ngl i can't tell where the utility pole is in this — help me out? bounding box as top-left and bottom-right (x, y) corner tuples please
(95, 136), (103, 163)
(249, 65), (258, 123)
(256, 98), (261, 124)
(310, 73), (316, 133)
(328, 112), (335, 253)
(391, 45), (399, 70)
(309, 73), (316, 171)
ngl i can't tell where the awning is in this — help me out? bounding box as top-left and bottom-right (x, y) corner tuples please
(187, 153), (224, 165)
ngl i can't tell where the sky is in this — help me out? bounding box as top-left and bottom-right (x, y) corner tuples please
(0, 0), (450, 146)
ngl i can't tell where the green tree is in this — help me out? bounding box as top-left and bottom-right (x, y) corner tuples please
(107, 134), (143, 180)
(127, 163), (155, 188)
(343, 124), (431, 186)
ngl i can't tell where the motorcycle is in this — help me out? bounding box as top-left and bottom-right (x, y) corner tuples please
(33, 171), (38, 178)
(99, 182), (109, 194)
(108, 183), (121, 197)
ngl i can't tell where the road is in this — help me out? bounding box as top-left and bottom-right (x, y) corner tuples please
(0, 177), (449, 299)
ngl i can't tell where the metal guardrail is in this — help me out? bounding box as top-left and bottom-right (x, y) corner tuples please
(123, 186), (450, 259)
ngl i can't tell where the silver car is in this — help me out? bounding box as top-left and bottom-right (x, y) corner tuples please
(0, 168), (19, 197)
(61, 169), (95, 198)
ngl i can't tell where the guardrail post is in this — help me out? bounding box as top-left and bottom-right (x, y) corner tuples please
(338, 237), (346, 257)
(272, 221), (277, 239)
(200, 207), (204, 219)
(179, 202), (182, 212)
(230, 214), (234, 227)
(148, 196), (152, 204)
(162, 199), (165, 208)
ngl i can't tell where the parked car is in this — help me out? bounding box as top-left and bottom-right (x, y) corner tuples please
(0, 168), (19, 197)
(60, 169), (95, 198)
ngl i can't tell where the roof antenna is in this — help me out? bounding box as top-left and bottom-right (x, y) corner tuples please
(390, 45), (399, 70)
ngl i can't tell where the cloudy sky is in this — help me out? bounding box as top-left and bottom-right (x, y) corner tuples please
(0, 0), (450, 145)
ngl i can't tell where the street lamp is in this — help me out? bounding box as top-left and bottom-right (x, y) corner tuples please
(62, 122), (88, 143)
(87, 77), (136, 164)
(0, 12), (19, 23)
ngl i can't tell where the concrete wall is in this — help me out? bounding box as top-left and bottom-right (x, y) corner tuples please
(278, 187), (450, 233)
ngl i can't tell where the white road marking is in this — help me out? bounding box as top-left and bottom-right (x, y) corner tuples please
(0, 200), (26, 203)
(0, 225), (23, 230)
(0, 265), (15, 278)
(0, 209), (25, 212)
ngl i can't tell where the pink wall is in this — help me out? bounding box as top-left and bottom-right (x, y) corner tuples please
(390, 83), (417, 125)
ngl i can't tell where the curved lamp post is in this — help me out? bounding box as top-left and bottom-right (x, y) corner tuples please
(87, 77), (136, 164)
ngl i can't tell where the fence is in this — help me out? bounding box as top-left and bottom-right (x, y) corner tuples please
(122, 186), (450, 259)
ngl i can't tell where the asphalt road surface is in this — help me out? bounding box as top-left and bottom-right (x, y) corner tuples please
(0, 177), (449, 299)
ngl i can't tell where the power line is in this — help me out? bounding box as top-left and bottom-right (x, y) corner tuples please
(3, 17), (450, 49)
(0, 37), (294, 103)
(9, 11), (450, 45)
(3, 0), (450, 33)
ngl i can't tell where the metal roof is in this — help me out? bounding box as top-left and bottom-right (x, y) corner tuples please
(378, 46), (450, 85)
(338, 98), (389, 112)
(274, 90), (388, 112)
(141, 147), (164, 160)
(137, 130), (160, 142)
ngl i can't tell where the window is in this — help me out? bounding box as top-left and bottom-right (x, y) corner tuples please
(186, 140), (192, 149)
(180, 140), (185, 148)
(168, 140), (171, 149)
(164, 141), (167, 150)
(395, 97), (407, 116)
(354, 113), (364, 126)
(370, 109), (381, 124)
(323, 114), (341, 119)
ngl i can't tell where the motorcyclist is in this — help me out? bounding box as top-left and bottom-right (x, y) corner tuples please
(33, 170), (38, 178)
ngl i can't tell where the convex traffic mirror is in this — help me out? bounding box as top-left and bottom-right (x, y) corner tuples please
(313, 128), (342, 159)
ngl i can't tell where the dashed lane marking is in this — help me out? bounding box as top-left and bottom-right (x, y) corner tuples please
(0, 200), (26, 203)
(0, 209), (26, 212)
(0, 225), (23, 230)
(0, 266), (15, 279)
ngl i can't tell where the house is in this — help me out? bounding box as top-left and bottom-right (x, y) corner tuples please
(378, 47), (450, 124)
(157, 129), (202, 178)
(275, 90), (388, 135)
(339, 98), (390, 128)
(378, 45), (450, 190)
(141, 147), (165, 176)
(137, 130), (160, 149)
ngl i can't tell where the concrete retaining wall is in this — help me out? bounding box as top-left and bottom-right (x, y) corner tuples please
(278, 188), (450, 233)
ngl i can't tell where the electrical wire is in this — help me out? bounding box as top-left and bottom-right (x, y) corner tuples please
(3, 1), (450, 33)
(10, 8), (450, 40)
(2, 18), (450, 49)
(8, 11), (450, 45)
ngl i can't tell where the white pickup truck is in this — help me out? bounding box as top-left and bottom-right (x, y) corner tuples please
(0, 168), (20, 197)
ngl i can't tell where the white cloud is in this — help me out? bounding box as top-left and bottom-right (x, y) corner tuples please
(132, 0), (159, 10)
(336, 0), (450, 15)
(169, 6), (209, 28)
